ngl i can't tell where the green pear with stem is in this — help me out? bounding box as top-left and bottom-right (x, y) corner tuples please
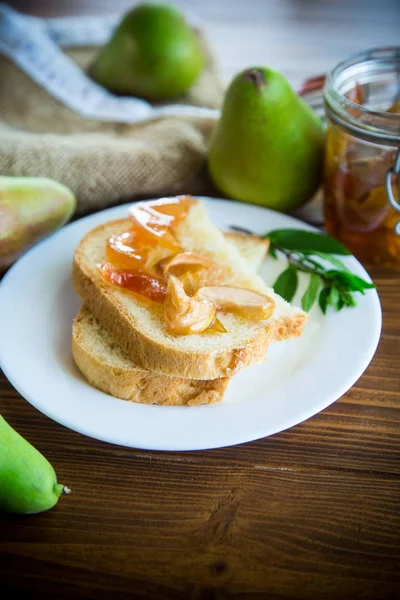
(0, 415), (70, 514)
(208, 67), (325, 212)
(90, 3), (205, 100)
(0, 176), (76, 271)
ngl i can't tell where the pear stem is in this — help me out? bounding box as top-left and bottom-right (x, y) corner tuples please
(243, 69), (266, 94)
(54, 483), (71, 498)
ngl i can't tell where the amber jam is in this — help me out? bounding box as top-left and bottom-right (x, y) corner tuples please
(323, 48), (400, 267)
(99, 264), (167, 303)
(98, 196), (275, 336)
(99, 196), (193, 302)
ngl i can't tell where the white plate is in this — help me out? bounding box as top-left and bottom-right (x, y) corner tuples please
(0, 198), (381, 451)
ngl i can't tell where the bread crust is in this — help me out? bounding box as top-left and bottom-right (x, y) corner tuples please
(72, 307), (228, 406)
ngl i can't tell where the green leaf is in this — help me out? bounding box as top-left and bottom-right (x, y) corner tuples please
(273, 267), (298, 302)
(305, 251), (352, 273)
(327, 270), (375, 293)
(269, 246), (278, 260)
(341, 291), (357, 307)
(328, 286), (340, 307)
(318, 287), (331, 314)
(267, 229), (351, 255)
(301, 273), (320, 312)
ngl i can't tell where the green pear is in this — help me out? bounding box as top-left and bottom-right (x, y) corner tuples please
(208, 67), (325, 212)
(0, 415), (70, 514)
(90, 3), (205, 100)
(0, 176), (76, 271)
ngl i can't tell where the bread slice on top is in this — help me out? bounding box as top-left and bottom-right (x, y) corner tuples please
(72, 232), (268, 406)
(73, 200), (306, 380)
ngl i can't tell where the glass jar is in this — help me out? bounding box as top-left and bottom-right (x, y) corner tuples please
(323, 47), (400, 268)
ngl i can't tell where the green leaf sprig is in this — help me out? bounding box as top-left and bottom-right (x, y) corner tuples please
(266, 229), (375, 314)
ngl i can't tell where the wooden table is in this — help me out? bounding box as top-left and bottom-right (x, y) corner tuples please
(1, 1), (400, 598)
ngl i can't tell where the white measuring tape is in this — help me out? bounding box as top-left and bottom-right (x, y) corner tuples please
(0, 3), (219, 123)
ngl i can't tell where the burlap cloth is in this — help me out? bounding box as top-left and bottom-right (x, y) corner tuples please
(0, 33), (224, 215)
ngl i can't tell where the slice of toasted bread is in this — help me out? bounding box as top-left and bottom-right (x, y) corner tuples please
(72, 232), (267, 406)
(73, 201), (306, 380)
(72, 306), (229, 406)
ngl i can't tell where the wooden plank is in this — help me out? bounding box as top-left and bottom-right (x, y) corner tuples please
(1, 463), (399, 599)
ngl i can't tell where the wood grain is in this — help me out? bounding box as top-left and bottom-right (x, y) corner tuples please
(1, 469), (399, 600)
(1, 1), (400, 599)
(1, 267), (399, 599)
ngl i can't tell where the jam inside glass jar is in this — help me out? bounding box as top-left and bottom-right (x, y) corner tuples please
(323, 47), (400, 267)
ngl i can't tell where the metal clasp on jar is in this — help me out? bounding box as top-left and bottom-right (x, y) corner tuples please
(386, 147), (400, 235)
